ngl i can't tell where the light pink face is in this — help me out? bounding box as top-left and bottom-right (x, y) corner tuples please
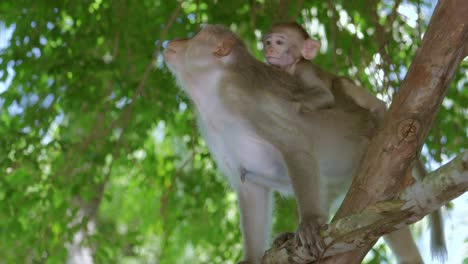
(263, 28), (321, 70)
(263, 33), (296, 69)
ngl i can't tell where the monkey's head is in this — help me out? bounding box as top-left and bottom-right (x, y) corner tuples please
(263, 22), (321, 70)
(164, 25), (244, 80)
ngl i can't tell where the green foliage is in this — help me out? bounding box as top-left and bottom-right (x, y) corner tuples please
(0, 0), (466, 263)
(364, 242), (391, 264)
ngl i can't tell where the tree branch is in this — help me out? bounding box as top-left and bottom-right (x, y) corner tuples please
(262, 152), (468, 263)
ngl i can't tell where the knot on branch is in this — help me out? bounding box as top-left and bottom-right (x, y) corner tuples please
(398, 118), (420, 142)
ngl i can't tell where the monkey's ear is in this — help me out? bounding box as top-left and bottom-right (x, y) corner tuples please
(214, 36), (236, 57)
(302, 38), (321, 60)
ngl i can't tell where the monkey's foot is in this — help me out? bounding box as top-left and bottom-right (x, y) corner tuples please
(294, 221), (324, 259)
(272, 232), (295, 248)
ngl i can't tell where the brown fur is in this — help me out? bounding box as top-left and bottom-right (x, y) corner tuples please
(164, 25), (385, 263)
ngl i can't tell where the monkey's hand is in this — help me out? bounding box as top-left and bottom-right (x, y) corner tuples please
(295, 220), (325, 259)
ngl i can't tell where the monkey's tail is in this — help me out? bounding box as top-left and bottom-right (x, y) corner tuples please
(429, 209), (447, 262)
(414, 159), (447, 262)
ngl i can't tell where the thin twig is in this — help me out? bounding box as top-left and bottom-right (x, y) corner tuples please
(293, 0), (304, 20)
(250, 0), (259, 29)
(88, 1), (183, 219)
(135, 2), (182, 98)
(368, 0), (402, 96)
(275, 0), (292, 22)
(327, 0), (339, 72)
(159, 152), (194, 260)
(196, 0), (200, 25)
(160, 152), (194, 217)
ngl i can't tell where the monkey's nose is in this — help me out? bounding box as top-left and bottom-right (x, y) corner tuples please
(265, 47), (274, 56)
(166, 41), (178, 52)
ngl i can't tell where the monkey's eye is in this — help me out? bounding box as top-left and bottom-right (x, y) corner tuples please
(265, 40), (271, 46)
(276, 40), (283, 45)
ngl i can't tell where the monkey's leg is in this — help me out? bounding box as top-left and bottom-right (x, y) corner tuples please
(237, 181), (273, 264)
(283, 150), (327, 258)
(383, 227), (423, 264)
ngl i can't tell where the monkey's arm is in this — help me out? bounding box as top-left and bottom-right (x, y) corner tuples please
(337, 78), (386, 121)
(293, 83), (335, 112)
(290, 67), (335, 113)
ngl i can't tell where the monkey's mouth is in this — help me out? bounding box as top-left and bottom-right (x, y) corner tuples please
(266, 56), (280, 61)
(266, 56), (282, 65)
(164, 47), (177, 55)
(163, 48), (177, 61)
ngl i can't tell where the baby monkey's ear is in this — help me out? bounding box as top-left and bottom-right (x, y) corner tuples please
(301, 38), (321, 60)
(214, 36), (236, 57)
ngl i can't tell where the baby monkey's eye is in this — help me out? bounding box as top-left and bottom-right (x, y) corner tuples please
(276, 40), (283, 45)
(265, 40), (271, 45)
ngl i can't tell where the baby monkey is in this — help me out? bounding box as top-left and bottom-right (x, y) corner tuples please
(264, 22), (386, 120)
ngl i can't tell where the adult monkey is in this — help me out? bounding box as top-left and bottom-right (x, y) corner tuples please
(164, 25), (423, 263)
(264, 22), (386, 121)
(263, 21), (446, 261)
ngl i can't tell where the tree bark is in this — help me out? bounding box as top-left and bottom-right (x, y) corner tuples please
(262, 0), (468, 262)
